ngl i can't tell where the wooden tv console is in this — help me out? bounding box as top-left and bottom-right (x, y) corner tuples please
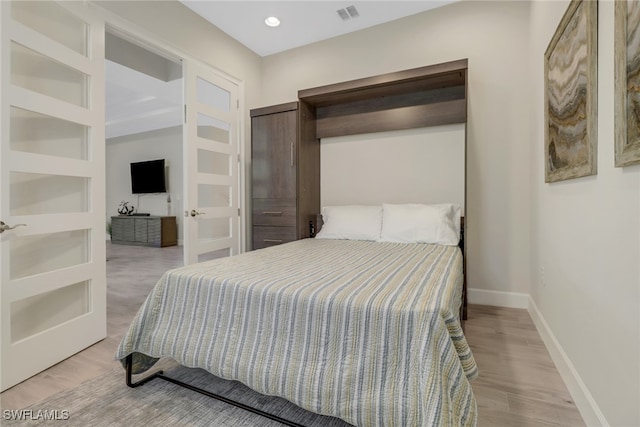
(110, 215), (177, 247)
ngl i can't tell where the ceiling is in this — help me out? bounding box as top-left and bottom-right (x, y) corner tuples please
(105, 59), (183, 140)
(106, 1), (455, 139)
(179, 1), (455, 57)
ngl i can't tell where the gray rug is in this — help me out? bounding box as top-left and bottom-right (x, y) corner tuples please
(4, 362), (353, 426)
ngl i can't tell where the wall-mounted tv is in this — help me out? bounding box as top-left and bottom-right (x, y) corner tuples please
(130, 159), (167, 194)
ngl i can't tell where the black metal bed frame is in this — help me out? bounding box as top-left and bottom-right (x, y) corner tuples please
(124, 354), (306, 427)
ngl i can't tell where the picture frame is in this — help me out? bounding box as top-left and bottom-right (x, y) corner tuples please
(544, 0), (597, 183)
(614, 0), (640, 167)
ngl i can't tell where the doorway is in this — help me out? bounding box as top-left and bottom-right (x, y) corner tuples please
(105, 29), (243, 266)
(105, 30), (184, 250)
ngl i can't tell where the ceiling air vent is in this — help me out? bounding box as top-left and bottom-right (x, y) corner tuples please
(337, 5), (360, 21)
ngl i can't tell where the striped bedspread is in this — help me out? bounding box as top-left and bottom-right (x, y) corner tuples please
(116, 238), (478, 426)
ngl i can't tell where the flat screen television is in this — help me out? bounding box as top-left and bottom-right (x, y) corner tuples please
(130, 159), (167, 194)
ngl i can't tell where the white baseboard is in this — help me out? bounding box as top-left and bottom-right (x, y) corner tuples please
(527, 298), (608, 427)
(467, 287), (529, 309)
(468, 288), (608, 425)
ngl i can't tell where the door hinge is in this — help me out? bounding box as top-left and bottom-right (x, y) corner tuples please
(238, 208), (241, 216)
(184, 105), (187, 123)
(237, 100), (240, 110)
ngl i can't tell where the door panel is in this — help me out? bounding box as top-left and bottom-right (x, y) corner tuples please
(1, 0), (106, 391)
(10, 172), (89, 215)
(11, 280), (90, 342)
(10, 106), (89, 159)
(10, 0), (88, 55)
(10, 41), (88, 107)
(9, 229), (90, 280)
(183, 62), (240, 265)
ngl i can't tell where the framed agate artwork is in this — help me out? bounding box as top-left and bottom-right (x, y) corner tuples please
(544, 0), (598, 182)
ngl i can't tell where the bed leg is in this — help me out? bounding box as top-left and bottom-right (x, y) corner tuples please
(125, 354), (164, 388)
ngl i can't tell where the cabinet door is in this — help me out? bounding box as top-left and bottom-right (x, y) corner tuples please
(252, 110), (297, 199)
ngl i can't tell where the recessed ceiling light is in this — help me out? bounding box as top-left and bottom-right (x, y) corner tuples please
(265, 16), (280, 27)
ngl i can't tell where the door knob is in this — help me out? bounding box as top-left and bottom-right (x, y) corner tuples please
(190, 210), (205, 217)
(0, 221), (27, 234)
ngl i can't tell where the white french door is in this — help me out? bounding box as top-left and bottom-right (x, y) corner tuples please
(183, 61), (241, 265)
(0, 1), (106, 391)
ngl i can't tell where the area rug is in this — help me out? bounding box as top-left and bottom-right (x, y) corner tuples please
(3, 362), (352, 426)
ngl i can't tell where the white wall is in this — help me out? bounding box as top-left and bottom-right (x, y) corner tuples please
(321, 125), (465, 210)
(529, 1), (640, 425)
(106, 127), (183, 241)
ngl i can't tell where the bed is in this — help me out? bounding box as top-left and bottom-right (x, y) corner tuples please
(116, 203), (478, 426)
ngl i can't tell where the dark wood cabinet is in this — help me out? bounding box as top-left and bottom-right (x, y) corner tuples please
(251, 101), (319, 250)
(252, 108), (297, 199)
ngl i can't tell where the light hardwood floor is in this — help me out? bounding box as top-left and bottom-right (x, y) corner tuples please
(465, 305), (585, 426)
(1, 243), (585, 426)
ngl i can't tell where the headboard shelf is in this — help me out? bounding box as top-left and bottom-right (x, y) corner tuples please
(316, 98), (466, 139)
(316, 101), (465, 138)
(298, 59), (468, 138)
(298, 59), (467, 106)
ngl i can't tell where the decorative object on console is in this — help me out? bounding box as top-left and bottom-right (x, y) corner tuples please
(117, 200), (134, 216)
(544, 0), (597, 182)
(615, 0), (640, 167)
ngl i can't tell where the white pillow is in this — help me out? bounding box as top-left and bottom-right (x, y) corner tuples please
(380, 203), (461, 245)
(315, 205), (382, 241)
